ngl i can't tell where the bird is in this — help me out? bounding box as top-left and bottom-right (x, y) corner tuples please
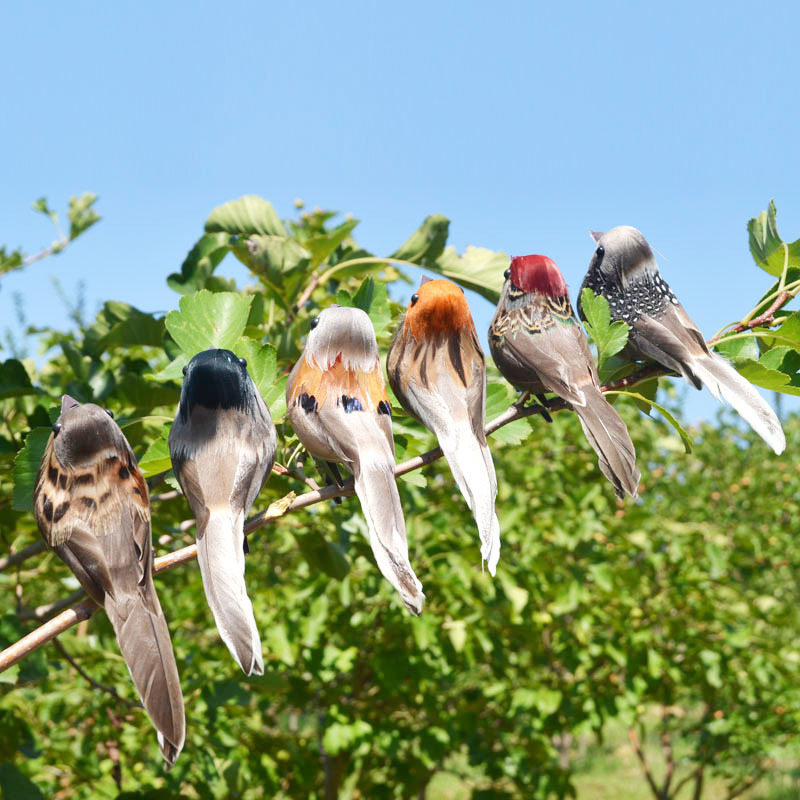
(169, 349), (276, 676)
(386, 278), (501, 574)
(580, 226), (786, 454)
(33, 395), (185, 767)
(286, 306), (424, 614)
(489, 254), (640, 499)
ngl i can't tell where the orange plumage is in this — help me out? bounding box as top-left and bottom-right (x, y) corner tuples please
(403, 279), (476, 341)
(288, 354), (389, 413)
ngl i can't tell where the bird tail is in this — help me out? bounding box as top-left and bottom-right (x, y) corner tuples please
(353, 461), (425, 614)
(196, 513), (264, 676)
(575, 389), (641, 499)
(690, 353), (786, 454)
(104, 587), (186, 767)
(438, 426), (501, 575)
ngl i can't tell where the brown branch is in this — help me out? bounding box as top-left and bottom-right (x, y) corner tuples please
(628, 727), (663, 800)
(294, 272), (321, 312)
(661, 728), (674, 797)
(672, 766), (703, 798)
(708, 289), (794, 345)
(725, 770), (764, 800)
(692, 769), (704, 800)
(23, 237), (68, 266)
(0, 539), (46, 572)
(51, 638), (141, 709)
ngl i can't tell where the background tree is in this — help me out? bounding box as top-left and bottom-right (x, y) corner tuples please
(1, 194), (799, 799)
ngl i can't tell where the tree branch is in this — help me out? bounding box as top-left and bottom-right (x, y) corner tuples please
(628, 727), (663, 800)
(0, 340), (729, 673)
(51, 638), (141, 709)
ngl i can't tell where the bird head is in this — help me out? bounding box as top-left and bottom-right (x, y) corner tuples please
(304, 306), (380, 372)
(402, 278), (473, 340)
(498, 255), (568, 311)
(589, 226), (658, 285)
(178, 349), (255, 422)
(51, 396), (122, 467)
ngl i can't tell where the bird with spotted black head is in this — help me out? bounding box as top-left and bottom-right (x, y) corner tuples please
(387, 278), (501, 574)
(33, 395), (185, 767)
(169, 348), (276, 676)
(580, 226), (785, 454)
(490, 255), (640, 499)
(287, 306), (424, 614)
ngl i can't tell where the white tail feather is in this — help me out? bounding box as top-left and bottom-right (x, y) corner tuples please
(353, 463), (425, 615)
(438, 425), (501, 575)
(691, 353), (786, 454)
(197, 514), (264, 675)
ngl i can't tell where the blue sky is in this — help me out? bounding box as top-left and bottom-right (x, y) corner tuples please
(3, 1), (799, 422)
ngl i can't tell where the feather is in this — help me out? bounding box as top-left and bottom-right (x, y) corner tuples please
(388, 280), (501, 573)
(34, 399), (185, 767)
(288, 307), (424, 613)
(170, 349), (275, 675)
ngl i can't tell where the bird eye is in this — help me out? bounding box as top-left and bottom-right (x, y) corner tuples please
(52, 422), (62, 436)
(410, 293), (419, 306)
(595, 245), (605, 265)
(182, 365), (188, 376)
(239, 357), (247, 368)
(105, 409), (114, 419)
(310, 317), (320, 330)
(504, 268), (511, 279)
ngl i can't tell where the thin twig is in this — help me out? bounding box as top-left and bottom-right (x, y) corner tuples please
(628, 727), (662, 800)
(294, 272), (321, 312)
(51, 638), (141, 709)
(672, 767), (703, 798)
(0, 540), (46, 572)
(23, 237), (68, 266)
(708, 290), (794, 345)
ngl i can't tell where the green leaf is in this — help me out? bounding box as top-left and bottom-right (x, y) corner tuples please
(165, 290), (253, 356)
(235, 235), (311, 277)
(0, 247), (24, 275)
(100, 309), (165, 350)
(138, 432), (172, 477)
(294, 531), (350, 580)
(305, 219), (359, 267)
(730, 357), (799, 395)
(336, 277), (392, 335)
(322, 719), (372, 755)
(232, 338), (287, 420)
(713, 334), (760, 360)
(589, 563), (613, 592)
(432, 245), (509, 303)
(606, 390), (693, 452)
(0, 762), (45, 800)
(32, 196), (58, 225)
(12, 428), (51, 511)
(392, 214), (449, 267)
(630, 377), (659, 416)
(167, 232), (232, 295)
(580, 288), (629, 367)
(0, 359), (37, 399)
(205, 195), (286, 237)
(67, 192), (100, 241)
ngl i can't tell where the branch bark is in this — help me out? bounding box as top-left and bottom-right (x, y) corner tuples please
(628, 727), (664, 800)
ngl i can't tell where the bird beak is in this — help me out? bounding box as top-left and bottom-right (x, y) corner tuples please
(590, 230), (605, 244)
(61, 395), (81, 414)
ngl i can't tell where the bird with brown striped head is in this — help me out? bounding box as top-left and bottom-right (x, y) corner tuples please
(34, 395), (185, 767)
(387, 278), (501, 574)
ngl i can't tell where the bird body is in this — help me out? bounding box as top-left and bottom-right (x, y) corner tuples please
(387, 278), (500, 574)
(33, 396), (185, 767)
(169, 349), (276, 676)
(490, 255), (640, 499)
(581, 226), (785, 454)
(287, 306), (424, 614)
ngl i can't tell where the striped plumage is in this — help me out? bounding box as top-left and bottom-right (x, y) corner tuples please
(387, 278), (501, 574)
(33, 396), (185, 767)
(580, 226), (785, 454)
(490, 255), (640, 499)
(287, 306), (424, 614)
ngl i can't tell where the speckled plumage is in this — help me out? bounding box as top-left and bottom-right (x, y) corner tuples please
(580, 225), (785, 454)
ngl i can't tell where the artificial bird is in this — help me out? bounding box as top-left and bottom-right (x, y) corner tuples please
(33, 396), (185, 767)
(387, 278), (501, 574)
(287, 306), (424, 614)
(580, 226), (785, 454)
(490, 254), (640, 499)
(169, 348), (276, 676)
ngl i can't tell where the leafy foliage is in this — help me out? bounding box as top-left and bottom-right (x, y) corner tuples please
(0, 196), (799, 799)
